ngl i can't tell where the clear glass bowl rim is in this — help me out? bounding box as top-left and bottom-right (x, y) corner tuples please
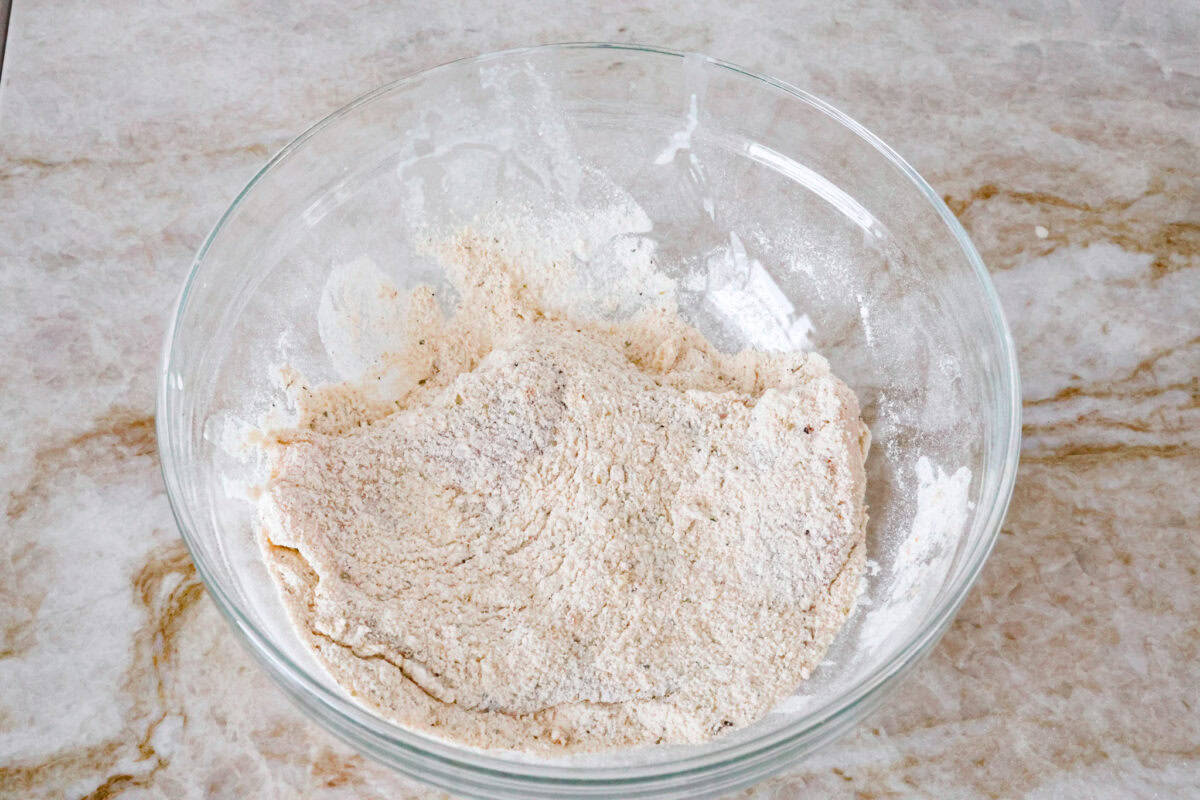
(156, 41), (1022, 792)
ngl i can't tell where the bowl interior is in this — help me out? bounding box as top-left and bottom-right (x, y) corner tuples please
(160, 44), (1016, 778)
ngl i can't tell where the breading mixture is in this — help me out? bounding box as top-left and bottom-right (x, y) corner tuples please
(256, 231), (870, 751)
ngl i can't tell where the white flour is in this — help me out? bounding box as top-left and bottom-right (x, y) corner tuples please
(856, 456), (973, 653)
(254, 228), (870, 751)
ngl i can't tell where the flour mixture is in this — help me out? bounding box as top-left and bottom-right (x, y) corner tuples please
(255, 230), (870, 751)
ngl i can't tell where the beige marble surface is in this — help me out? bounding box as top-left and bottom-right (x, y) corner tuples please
(2, 1), (1197, 797)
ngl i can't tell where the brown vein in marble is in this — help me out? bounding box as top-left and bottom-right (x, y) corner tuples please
(253, 724), (377, 793)
(1025, 334), (1200, 408)
(1020, 441), (1196, 464)
(0, 142), (273, 180)
(1017, 331), (1195, 455)
(1026, 379), (1199, 408)
(5, 407), (156, 521)
(308, 749), (371, 790)
(0, 543), (50, 660)
(943, 173), (1199, 274)
(0, 541), (201, 797)
(945, 180), (1164, 219)
(1021, 395), (1199, 457)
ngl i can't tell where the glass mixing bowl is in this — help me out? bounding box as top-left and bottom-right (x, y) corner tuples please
(157, 43), (1020, 799)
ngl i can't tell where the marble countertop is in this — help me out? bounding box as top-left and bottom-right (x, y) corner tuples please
(2, 1), (1197, 797)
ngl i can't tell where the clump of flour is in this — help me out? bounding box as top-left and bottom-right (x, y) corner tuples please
(253, 226), (871, 752)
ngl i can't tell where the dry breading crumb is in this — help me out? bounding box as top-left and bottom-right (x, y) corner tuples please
(256, 229), (869, 752)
